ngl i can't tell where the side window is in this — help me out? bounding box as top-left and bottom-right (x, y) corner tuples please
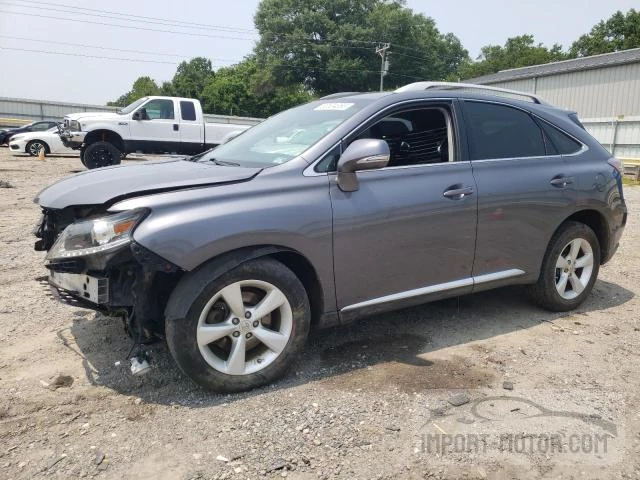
(32, 123), (50, 131)
(464, 101), (545, 160)
(143, 99), (174, 120)
(538, 120), (582, 155)
(356, 107), (451, 167)
(180, 101), (197, 121)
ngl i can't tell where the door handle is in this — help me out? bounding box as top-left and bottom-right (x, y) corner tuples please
(443, 186), (474, 199)
(173, 124), (179, 131)
(550, 176), (573, 187)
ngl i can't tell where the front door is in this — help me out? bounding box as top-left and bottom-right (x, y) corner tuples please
(330, 103), (478, 318)
(129, 98), (181, 153)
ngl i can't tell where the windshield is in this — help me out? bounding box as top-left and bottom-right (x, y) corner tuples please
(197, 98), (370, 167)
(118, 97), (148, 115)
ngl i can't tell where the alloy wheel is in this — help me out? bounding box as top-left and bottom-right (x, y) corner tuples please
(555, 237), (594, 300)
(28, 142), (44, 156)
(196, 280), (293, 375)
(91, 148), (114, 167)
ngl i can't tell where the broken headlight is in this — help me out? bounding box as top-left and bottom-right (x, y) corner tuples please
(46, 209), (147, 260)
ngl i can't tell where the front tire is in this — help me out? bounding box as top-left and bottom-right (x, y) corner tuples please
(529, 221), (600, 311)
(26, 140), (49, 156)
(83, 141), (122, 169)
(166, 258), (311, 392)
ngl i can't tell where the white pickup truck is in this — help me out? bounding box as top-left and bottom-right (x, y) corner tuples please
(59, 96), (260, 169)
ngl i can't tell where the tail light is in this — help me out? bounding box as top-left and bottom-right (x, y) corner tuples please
(607, 157), (623, 174)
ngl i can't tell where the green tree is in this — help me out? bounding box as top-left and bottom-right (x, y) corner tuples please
(107, 76), (160, 106)
(170, 57), (214, 101)
(458, 35), (568, 80)
(253, 0), (468, 95)
(202, 57), (313, 117)
(570, 9), (640, 57)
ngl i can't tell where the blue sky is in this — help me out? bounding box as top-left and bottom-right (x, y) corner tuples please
(0, 0), (637, 104)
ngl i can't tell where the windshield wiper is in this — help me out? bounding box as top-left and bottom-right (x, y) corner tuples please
(211, 159), (241, 167)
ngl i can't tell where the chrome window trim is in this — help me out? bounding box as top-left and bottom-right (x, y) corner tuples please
(340, 268), (525, 312)
(469, 143), (589, 164)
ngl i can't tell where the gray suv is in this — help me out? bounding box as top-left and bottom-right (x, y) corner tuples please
(34, 82), (627, 392)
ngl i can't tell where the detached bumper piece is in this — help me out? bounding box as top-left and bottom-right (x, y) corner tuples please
(48, 271), (109, 305)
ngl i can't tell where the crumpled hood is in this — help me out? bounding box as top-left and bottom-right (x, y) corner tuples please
(36, 159), (261, 209)
(65, 112), (121, 122)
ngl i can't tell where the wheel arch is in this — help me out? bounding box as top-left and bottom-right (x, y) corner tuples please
(84, 129), (125, 151)
(553, 209), (610, 265)
(26, 139), (50, 154)
(164, 245), (326, 328)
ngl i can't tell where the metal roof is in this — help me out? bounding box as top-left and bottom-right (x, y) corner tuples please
(468, 48), (640, 85)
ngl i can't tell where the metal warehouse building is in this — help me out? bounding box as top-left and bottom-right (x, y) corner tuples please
(469, 48), (640, 159)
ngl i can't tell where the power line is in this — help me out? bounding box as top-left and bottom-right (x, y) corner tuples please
(0, 45), (428, 80)
(0, 10), (257, 42)
(0, 35), (237, 63)
(4, 0), (437, 60)
(4, 0), (257, 34)
(0, 46), (181, 65)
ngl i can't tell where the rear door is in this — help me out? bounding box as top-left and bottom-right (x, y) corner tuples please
(178, 100), (204, 155)
(461, 100), (576, 285)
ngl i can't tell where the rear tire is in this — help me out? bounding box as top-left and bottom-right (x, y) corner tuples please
(83, 141), (122, 169)
(166, 258), (311, 392)
(529, 221), (600, 311)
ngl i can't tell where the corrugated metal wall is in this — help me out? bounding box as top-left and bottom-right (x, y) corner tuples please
(0, 97), (117, 125)
(581, 117), (640, 158)
(0, 97), (262, 127)
(474, 63), (640, 159)
(479, 63), (640, 118)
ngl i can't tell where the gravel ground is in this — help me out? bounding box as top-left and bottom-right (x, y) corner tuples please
(0, 149), (639, 480)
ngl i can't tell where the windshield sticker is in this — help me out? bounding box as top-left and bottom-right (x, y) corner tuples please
(314, 102), (354, 111)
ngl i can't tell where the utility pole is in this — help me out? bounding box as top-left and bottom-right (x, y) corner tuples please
(376, 43), (390, 91)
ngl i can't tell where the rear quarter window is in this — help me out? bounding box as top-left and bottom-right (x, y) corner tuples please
(538, 120), (583, 155)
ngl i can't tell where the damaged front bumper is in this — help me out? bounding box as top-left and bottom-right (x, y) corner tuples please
(48, 271), (109, 304)
(58, 128), (85, 149)
(36, 209), (182, 336)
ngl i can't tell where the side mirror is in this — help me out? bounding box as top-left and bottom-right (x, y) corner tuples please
(133, 108), (148, 121)
(336, 139), (390, 192)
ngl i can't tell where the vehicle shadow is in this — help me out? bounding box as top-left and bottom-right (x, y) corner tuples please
(67, 279), (633, 406)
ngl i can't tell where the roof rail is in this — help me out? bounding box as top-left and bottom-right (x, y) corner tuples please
(395, 81), (546, 104)
(319, 92), (361, 100)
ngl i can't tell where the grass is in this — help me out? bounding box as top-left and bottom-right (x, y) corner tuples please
(622, 177), (640, 186)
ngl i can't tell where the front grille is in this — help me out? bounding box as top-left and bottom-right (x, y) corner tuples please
(46, 259), (86, 274)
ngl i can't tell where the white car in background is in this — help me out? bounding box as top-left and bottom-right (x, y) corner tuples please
(9, 127), (74, 156)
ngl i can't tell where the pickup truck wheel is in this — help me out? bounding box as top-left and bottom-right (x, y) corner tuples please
(529, 221), (600, 311)
(166, 258), (311, 392)
(83, 141), (122, 169)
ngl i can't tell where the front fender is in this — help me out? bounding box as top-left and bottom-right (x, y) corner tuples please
(164, 246), (290, 322)
(83, 122), (130, 143)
